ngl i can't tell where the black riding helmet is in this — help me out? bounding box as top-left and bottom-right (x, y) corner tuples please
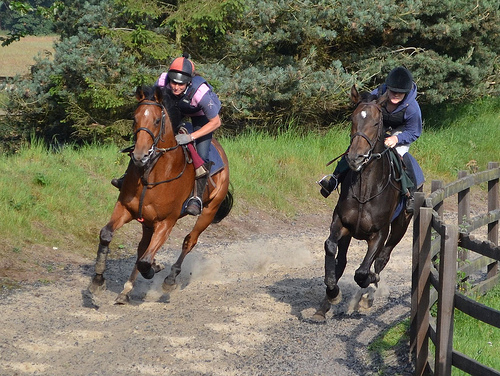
(386, 66), (413, 93)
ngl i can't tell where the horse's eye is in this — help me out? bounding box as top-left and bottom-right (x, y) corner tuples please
(154, 118), (161, 127)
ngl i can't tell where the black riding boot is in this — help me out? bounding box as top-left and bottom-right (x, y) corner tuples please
(318, 174), (339, 198)
(185, 162), (212, 216)
(111, 175), (125, 190)
(317, 155), (349, 198)
(405, 189), (416, 214)
(111, 160), (133, 190)
(403, 154), (417, 214)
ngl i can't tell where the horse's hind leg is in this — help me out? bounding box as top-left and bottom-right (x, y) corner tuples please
(354, 229), (389, 288)
(374, 211), (412, 274)
(114, 225), (159, 304)
(136, 219), (175, 279)
(115, 265), (140, 304)
(163, 205), (218, 292)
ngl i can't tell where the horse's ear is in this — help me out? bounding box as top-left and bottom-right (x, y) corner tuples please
(350, 85), (360, 104)
(377, 91), (389, 106)
(154, 85), (163, 104)
(135, 86), (145, 101)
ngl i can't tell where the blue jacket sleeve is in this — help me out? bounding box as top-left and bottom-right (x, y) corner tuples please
(398, 102), (422, 145)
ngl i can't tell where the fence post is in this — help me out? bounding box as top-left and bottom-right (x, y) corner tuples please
(435, 224), (458, 376)
(457, 170), (470, 263)
(414, 203), (433, 376)
(411, 191), (426, 354)
(487, 162), (499, 279)
(432, 180), (444, 218)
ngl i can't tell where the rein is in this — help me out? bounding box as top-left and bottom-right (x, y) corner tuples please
(133, 100), (189, 222)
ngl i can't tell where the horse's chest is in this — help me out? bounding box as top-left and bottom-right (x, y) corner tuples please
(340, 208), (386, 236)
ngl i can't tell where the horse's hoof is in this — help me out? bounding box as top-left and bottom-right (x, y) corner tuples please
(114, 293), (130, 305)
(328, 290), (342, 305)
(310, 311), (327, 323)
(152, 262), (165, 273)
(88, 279), (106, 294)
(162, 281), (178, 293)
(140, 267), (155, 280)
(359, 292), (374, 309)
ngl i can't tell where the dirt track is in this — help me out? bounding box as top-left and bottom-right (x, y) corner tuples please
(0, 212), (414, 376)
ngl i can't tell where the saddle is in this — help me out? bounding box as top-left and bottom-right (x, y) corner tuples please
(389, 150), (425, 196)
(177, 124), (225, 178)
(389, 150), (425, 221)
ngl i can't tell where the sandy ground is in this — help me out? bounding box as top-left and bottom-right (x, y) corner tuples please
(0, 211), (415, 376)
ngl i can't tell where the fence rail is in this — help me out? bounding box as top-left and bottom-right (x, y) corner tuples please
(411, 162), (500, 376)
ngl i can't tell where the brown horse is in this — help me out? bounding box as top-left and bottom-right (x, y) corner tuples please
(88, 85), (232, 304)
(314, 85), (416, 320)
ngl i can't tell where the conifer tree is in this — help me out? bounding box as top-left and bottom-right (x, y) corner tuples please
(2, 0), (499, 144)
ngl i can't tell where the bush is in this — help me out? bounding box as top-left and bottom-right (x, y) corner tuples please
(1, 0), (499, 146)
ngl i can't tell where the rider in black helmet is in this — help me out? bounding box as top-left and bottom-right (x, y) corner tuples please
(318, 66), (422, 212)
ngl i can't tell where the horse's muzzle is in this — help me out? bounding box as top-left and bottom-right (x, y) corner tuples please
(347, 153), (369, 172)
(131, 147), (153, 168)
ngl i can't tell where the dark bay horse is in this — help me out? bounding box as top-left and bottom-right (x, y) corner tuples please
(314, 85), (415, 320)
(88, 85), (232, 304)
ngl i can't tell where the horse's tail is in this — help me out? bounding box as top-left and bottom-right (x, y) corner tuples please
(212, 183), (234, 224)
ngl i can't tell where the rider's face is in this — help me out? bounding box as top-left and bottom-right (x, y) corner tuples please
(388, 90), (405, 105)
(170, 82), (188, 96)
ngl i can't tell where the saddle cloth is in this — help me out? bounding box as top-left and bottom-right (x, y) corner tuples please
(390, 151), (424, 221)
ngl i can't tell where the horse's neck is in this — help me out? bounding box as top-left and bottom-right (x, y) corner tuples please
(353, 147), (389, 191)
(157, 122), (177, 149)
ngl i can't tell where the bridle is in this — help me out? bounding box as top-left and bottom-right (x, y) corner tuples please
(349, 101), (388, 168)
(349, 100), (399, 204)
(132, 100), (189, 222)
(134, 100), (180, 157)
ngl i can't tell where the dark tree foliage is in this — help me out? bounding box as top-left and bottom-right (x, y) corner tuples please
(0, 0), (54, 38)
(3, 0), (179, 144)
(202, 0), (499, 126)
(1, 0), (499, 145)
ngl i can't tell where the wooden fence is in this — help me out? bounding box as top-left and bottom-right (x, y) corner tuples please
(411, 162), (500, 376)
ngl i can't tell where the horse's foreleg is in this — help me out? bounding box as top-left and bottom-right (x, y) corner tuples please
(88, 243), (109, 293)
(163, 209), (214, 292)
(89, 208), (131, 293)
(312, 220), (348, 321)
(89, 203), (132, 294)
(374, 212), (412, 274)
(136, 220), (174, 279)
(354, 229), (389, 288)
(335, 235), (352, 280)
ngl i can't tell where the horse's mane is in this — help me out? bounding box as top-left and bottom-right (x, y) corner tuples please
(139, 85), (182, 130)
(359, 91), (378, 103)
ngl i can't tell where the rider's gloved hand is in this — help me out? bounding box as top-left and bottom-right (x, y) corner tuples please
(175, 134), (194, 145)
